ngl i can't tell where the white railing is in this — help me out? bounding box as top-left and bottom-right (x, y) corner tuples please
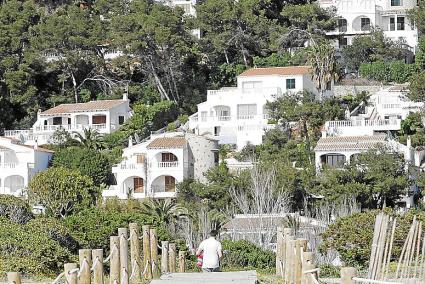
(207, 87), (282, 97)
(237, 115), (255, 120)
(157, 161), (179, 168)
(118, 163), (145, 170)
(326, 119), (400, 128)
(3, 130), (32, 137)
(381, 103), (401, 109)
(217, 116), (231, 121)
(34, 124), (107, 132)
(151, 185), (176, 193)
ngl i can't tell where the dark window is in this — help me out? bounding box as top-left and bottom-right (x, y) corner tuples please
(136, 154), (145, 164)
(133, 178), (144, 193)
(92, 115), (106, 124)
(53, 117), (62, 125)
(213, 151), (219, 164)
(68, 118), (71, 124)
(119, 116), (125, 125)
(397, 16), (405, 30)
(214, 126), (220, 136)
(44, 120), (48, 126)
(162, 153), (177, 162)
(390, 17), (396, 31)
(338, 19), (347, 32)
(361, 18), (371, 31)
(165, 176), (176, 192)
(338, 37), (348, 48)
(391, 0), (401, 6)
(321, 154), (346, 168)
(286, 79), (296, 90)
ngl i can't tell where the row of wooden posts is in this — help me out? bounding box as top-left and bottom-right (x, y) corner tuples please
(8, 223), (186, 284)
(275, 227), (386, 284)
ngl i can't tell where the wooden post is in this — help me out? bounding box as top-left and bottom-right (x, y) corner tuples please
(285, 236), (295, 283)
(169, 243), (177, 273)
(161, 241), (170, 274)
(302, 251), (315, 284)
(142, 225), (153, 279)
(178, 251), (185, 273)
(276, 227), (284, 277)
(78, 249), (92, 284)
(150, 228), (159, 278)
(92, 249), (104, 284)
(295, 239), (308, 284)
(118, 228), (129, 284)
(341, 267), (357, 284)
(110, 236), (120, 284)
(65, 263), (78, 284)
(7, 272), (21, 284)
(129, 223), (141, 284)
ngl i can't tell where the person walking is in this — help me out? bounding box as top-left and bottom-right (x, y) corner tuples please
(196, 230), (223, 272)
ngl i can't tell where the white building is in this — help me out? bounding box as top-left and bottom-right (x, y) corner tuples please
(0, 137), (53, 196)
(323, 85), (423, 137)
(318, 0), (418, 52)
(103, 132), (219, 200)
(189, 66), (332, 150)
(4, 94), (132, 145)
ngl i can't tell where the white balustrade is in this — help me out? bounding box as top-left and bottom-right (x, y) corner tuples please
(119, 163), (145, 170)
(157, 161), (179, 168)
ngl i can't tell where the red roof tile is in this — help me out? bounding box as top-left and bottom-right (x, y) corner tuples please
(147, 137), (186, 149)
(239, 66), (312, 77)
(41, 100), (125, 115)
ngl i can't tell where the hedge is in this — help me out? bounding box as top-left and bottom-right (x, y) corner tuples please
(359, 61), (419, 83)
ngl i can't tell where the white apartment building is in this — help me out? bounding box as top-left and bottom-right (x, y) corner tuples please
(323, 85), (423, 137)
(0, 137), (53, 196)
(319, 0), (418, 51)
(102, 131), (219, 200)
(4, 94), (132, 146)
(189, 66), (332, 150)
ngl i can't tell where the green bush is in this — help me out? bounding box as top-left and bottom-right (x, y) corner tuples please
(0, 195), (33, 224)
(221, 240), (275, 269)
(63, 207), (173, 253)
(359, 61), (419, 83)
(320, 210), (425, 268)
(0, 217), (76, 278)
(52, 147), (112, 185)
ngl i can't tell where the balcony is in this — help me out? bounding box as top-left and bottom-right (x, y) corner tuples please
(157, 161), (179, 168)
(325, 119), (401, 136)
(33, 124), (107, 132)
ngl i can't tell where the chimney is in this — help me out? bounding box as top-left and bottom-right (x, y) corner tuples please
(37, 109), (41, 119)
(123, 92), (129, 101)
(321, 130), (327, 138)
(128, 136), (133, 147)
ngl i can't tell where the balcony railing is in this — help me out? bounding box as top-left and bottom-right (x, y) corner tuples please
(118, 163), (145, 170)
(34, 124), (107, 132)
(326, 119), (401, 128)
(157, 161), (179, 168)
(217, 116), (231, 121)
(151, 185), (176, 193)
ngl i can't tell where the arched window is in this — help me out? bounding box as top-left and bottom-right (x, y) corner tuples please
(361, 18), (371, 31)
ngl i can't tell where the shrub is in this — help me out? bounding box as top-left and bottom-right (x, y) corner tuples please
(0, 217), (75, 278)
(0, 195), (33, 224)
(178, 114), (189, 124)
(221, 240), (275, 269)
(63, 207), (173, 253)
(28, 167), (98, 218)
(359, 61), (419, 83)
(320, 210), (425, 268)
(52, 147), (112, 185)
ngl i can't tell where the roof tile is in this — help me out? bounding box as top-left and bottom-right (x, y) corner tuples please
(315, 135), (387, 151)
(41, 100), (125, 115)
(238, 66), (311, 77)
(147, 137), (186, 149)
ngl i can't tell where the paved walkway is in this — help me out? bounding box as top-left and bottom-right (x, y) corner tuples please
(151, 270), (258, 284)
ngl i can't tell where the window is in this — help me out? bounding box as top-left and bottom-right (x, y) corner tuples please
(237, 104), (257, 118)
(133, 178), (144, 193)
(136, 154), (145, 164)
(338, 37), (348, 48)
(201, 111), (207, 122)
(361, 18), (371, 31)
(397, 16), (405, 30)
(213, 151), (219, 164)
(165, 176), (176, 192)
(214, 126), (220, 136)
(390, 17), (396, 31)
(321, 154), (346, 168)
(53, 117), (62, 125)
(391, 0), (401, 6)
(242, 81), (262, 90)
(286, 79), (296, 90)
(338, 18), (347, 32)
(92, 115), (106, 124)
(119, 116), (125, 125)
(67, 118), (71, 124)
(162, 153), (177, 162)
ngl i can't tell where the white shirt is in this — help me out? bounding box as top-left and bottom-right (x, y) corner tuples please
(197, 237), (222, 268)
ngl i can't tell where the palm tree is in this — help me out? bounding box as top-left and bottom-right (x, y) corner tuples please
(140, 198), (187, 227)
(71, 128), (105, 150)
